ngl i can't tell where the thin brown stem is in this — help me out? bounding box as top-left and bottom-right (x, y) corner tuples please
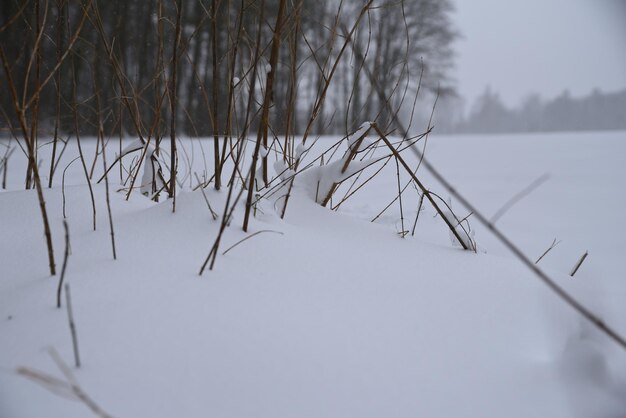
(56, 220), (70, 308)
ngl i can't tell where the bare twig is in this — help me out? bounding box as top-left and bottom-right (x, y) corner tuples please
(103, 143), (117, 260)
(371, 123), (469, 250)
(0, 46), (56, 275)
(168, 0), (182, 212)
(243, 0), (288, 232)
(570, 251), (588, 277)
(62, 157), (81, 219)
(0, 0), (32, 33)
(64, 284), (81, 368)
(70, 55), (97, 231)
(92, 63), (117, 260)
(1, 146), (14, 189)
(210, 0), (222, 190)
(394, 156), (406, 237)
(320, 125), (370, 207)
(491, 173), (551, 224)
(401, 128), (626, 349)
(222, 230), (284, 256)
(56, 220), (70, 308)
(534, 238), (560, 265)
(279, 0), (376, 219)
(411, 191), (425, 236)
(17, 348), (113, 418)
(194, 173), (218, 220)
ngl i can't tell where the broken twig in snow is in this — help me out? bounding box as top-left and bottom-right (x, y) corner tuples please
(371, 123), (469, 250)
(402, 133), (626, 349)
(56, 220), (70, 308)
(65, 284), (81, 368)
(222, 230), (285, 256)
(194, 173), (218, 220)
(17, 348), (113, 418)
(491, 173), (551, 224)
(534, 238), (560, 265)
(570, 251), (589, 277)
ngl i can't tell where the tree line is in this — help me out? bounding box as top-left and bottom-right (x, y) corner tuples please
(0, 0), (457, 139)
(450, 87), (626, 134)
(0, 0), (459, 278)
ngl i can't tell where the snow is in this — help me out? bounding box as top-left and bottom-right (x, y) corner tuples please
(1, 131), (625, 417)
(345, 121), (372, 148)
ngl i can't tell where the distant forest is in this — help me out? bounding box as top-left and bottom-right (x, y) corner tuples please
(448, 88), (626, 134)
(0, 0), (456, 138)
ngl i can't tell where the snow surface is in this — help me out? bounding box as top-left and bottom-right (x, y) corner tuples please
(1, 131), (625, 417)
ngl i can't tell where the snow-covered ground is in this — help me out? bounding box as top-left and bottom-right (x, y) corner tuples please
(1, 130), (625, 417)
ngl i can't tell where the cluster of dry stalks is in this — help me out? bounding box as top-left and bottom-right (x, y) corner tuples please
(2, 0), (625, 356)
(1, 0), (473, 275)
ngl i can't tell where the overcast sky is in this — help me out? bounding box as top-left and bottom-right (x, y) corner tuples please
(452, 0), (626, 108)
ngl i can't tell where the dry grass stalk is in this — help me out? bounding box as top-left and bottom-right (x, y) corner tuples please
(200, 115), (255, 274)
(396, 124), (626, 350)
(17, 348), (113, 418)
(102, 140), (117, 260)
(56, 220), (70, 308)
(320, 126), (371, 207)
(0, 47), (56, 275)
(48, 0), (65, 188)
(570, 251), (588, 277)
(91, 73), (117, 259)
(1, 146), (14, 189)
(411, 190), (425, 236)
(491, 173), (551, 224)
(210, 0), (222, 190)
(199, 175), (248, 274)
(261, 0), (288, 187)
(369, 132), (432, 222)
(0, 0), (32, 33)
(87, 3), (155, 201)
(61, 156), (80, 218)
(243, 0), (288, 232)
(222, 230), (284, 256)
(534, 238), (560, 265)
(26, 0), (43, 189)
(283, 0), (302, 164)
(219, 0), (246, 181)
(64, 284), (81, 368)
(70, 54), (97, 231)
(371, 123), (469, 250)
(279, 0), (376, 219)
(194, 172), (218, 220)
(394, 156), (407, 237)
(168, 0), (183, 212)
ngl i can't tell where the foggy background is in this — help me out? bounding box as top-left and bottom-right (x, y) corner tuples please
(442, 0), (626, 133)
